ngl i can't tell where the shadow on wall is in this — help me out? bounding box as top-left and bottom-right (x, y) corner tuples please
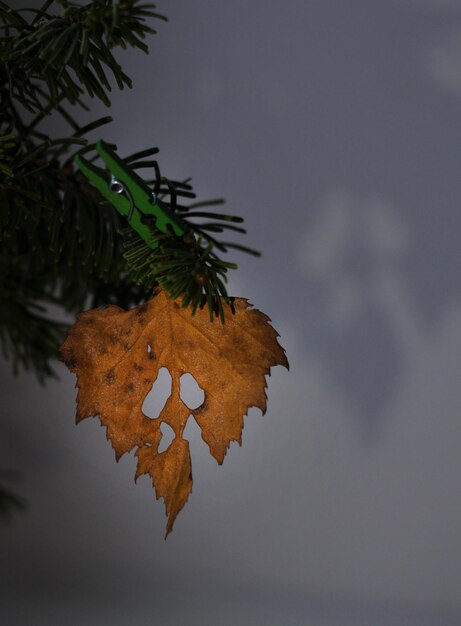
(297, 189), (460, 438)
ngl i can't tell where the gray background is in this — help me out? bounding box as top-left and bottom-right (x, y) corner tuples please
(2, 1), (461, 624)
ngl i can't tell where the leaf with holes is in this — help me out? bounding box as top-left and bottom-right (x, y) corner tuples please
(59, 289), (288, 535)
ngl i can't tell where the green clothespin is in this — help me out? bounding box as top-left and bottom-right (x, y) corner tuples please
(75, 140), (186, 248)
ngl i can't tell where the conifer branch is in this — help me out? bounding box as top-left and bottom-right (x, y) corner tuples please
(0, 0), (259, 376)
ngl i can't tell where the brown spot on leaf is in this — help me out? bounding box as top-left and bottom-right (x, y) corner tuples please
(64, 356), (77, 369)
(126, 383), (134, 392)
(104, 369), (116, 384)
(194, 397), (208, 413)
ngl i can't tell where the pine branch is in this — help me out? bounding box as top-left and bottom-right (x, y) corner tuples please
(0, 1), (166, 329)
(0, 0), (166, 108)
(0, 1), (260, 382)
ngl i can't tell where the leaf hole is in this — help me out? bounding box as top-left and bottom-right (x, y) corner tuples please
(142, 367), (172, 419)
(158, 422), (175, 453)
(179, 373), (205, 409)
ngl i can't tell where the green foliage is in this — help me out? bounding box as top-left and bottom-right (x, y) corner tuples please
(0, 0), (258, 385)
(0, 0), (165, 108)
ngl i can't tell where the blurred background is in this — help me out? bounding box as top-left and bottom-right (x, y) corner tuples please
(2, 0), (461, 624)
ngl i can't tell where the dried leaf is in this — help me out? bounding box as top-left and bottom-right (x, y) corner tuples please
(60, 290), (288, 535)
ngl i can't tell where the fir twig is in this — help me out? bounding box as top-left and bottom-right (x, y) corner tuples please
(0, 0), (259, 383)
(0, 0), (166, 109)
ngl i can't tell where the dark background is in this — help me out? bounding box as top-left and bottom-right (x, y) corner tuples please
(2, 1), (461, 624)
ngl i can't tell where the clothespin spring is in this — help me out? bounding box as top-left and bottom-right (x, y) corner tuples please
(109, 174), (158, 224)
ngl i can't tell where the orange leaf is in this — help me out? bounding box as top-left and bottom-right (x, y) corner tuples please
(60, 290), (288, 535)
